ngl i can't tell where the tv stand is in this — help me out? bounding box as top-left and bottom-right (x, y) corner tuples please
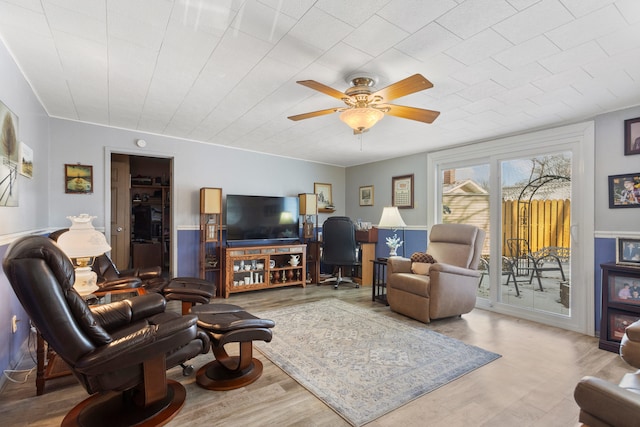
(223, 243), (306, 298)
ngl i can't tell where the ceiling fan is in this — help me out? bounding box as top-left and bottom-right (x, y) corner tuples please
(287, 73), (440, 134)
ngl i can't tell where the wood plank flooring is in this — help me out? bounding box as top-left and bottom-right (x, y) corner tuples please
(0, 284), (629, 426)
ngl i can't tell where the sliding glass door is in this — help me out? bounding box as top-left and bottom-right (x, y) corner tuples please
(500, 153), (571, 315)
(428, 123), (594, 334)
(440, 164), (491, 300)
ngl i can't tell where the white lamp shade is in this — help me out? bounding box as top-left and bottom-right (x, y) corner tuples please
(57, 214), (111, 258)
(378, 206), (406, 228)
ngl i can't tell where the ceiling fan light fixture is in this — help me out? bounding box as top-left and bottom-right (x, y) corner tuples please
(340, 108), (384, 132)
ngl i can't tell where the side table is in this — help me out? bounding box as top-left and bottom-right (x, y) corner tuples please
(372, 258), (388, 305)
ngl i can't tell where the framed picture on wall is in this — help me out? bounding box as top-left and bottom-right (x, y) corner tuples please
(608, 173), (640, 208)
(314, 182), (334, 212)
(19, 142), (33, 178)
(625, 117), (640, 155)
(392, 174), (414, 209)
(65, 164), (93, 194)
(359, 185), (374, 206)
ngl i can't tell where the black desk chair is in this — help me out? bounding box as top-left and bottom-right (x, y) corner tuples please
(321, 216), (360, 289)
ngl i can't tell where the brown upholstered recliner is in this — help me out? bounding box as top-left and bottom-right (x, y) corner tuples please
(574, 321), (640, 427)
(386, 223), (486, 323)
(2, 236), (210, 426)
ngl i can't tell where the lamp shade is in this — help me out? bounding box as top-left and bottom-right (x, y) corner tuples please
(378, 206), (406, 229)
(200, 187), (222, 214)
(57, 214), (111, 258)
(299, 193), (318, 215)
(339, 108), (384, 132)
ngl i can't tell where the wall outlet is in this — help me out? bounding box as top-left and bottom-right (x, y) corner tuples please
(11, 315), (18, 334)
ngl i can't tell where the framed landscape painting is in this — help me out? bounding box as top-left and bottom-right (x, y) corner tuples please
(65, 164), (93, 194)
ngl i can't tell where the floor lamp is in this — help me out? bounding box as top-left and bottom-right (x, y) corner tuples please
(378, 206), (406, 257)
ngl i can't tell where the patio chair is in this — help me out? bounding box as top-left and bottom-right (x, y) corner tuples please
(506, 238), (566, 291)
(478, 256), (519, 297)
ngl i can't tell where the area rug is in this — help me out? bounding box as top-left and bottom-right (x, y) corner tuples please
(254, 299), (501, 426)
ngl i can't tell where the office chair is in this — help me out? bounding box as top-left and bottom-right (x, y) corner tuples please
(321, 216), (360, 289)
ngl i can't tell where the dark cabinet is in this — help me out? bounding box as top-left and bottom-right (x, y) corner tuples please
(599, 262), (640, 353)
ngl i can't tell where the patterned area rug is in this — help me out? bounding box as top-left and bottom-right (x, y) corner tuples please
(255, 299), (500, 426)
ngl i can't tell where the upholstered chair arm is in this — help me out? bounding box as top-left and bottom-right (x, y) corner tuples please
(430, 263), (481, 278)
(574, 376), (640, 427)
(621, 320), (640, 369)
(136, 266), (162, 280)
(75, 314), (199, 375)
(118, 267), (140, 277)
(97, 277), (143, 292)
(91, 293), (167, 330)
(387, 257), (412, 274)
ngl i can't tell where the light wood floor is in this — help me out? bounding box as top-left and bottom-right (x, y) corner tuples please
(0, 284), (629, 426)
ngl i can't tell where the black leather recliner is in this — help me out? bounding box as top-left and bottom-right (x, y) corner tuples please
(2, 236), (210, 426)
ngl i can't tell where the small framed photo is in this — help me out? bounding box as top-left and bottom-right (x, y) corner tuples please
(314, 182), (333, 211)
(625, 117), (640, 155)
(608, 311), (640, 341)
(609, 270), (640, 305)
(392, 174), (414, 209)
(65, 164), (93, 194)
(359, 185), (374, 206)
(617, 238), (640, 266)
(608, 173), (640, 208)
(19, 142), (33, 178)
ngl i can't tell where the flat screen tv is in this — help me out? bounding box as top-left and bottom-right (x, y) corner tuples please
(226, 194), (299, 244)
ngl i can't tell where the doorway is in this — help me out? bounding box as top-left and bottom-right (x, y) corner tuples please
(110, 153), (172, 276)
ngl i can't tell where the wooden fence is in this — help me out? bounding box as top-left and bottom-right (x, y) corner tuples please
(502, 199), (571, 255)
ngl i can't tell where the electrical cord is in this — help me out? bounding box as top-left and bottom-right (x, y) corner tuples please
(3, 321), (38, 384)
(3, 366), (35, 383)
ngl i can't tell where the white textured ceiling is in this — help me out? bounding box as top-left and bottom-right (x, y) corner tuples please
(0, 0), (639, 166)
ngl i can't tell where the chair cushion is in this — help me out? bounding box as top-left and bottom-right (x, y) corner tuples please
(411, 262), (433, 275)
(410, 253), (437, 275)
(410, 252), (437, 264)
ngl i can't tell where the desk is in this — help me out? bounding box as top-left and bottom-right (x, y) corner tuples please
(353, 242), (376, 286)
(372, 258), (388, 305)
(35, 288), (145, 395)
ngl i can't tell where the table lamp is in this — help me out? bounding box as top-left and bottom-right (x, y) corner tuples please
(378, 206), (406, 257)
(299, 193), (318, 239)
(57, 214), (111, 295)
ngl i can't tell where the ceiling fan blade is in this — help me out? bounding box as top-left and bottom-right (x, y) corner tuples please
(371, 74), (433, 102)
(287, 107), (340, 121)
(297, 80), (347, 100)
(384, 104), (440, 124)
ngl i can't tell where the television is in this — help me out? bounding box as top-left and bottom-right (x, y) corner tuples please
(226, 194), (299, 244)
